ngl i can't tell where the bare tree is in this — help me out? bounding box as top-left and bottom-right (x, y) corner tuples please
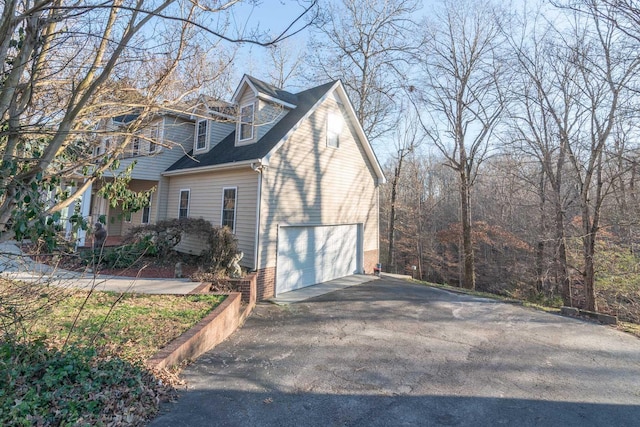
(505, 19), (581, 305)
(386, 109), (423, 272)
(564, 4), (640, 311)
(305, 0), (422, 141)
(0, 0), (318, 243)
(266, 40), (305, 89)
(506, 1), (640, 309)
(412, 0), (507, 289)
(557, 0), (640, 44)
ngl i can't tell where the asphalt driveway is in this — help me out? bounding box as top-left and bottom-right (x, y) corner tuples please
(150, 278), (640, 426)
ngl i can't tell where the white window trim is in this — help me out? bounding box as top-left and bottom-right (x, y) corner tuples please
(178, 189), (190, 219)
(141, 195), (152, 224)
(221, 186), (238, 232)
(327, 112), (342, 148)
(97, 138), (110, 156)
(195, 119), (208, 152)
(148, 124), (160, 154)
(237, 102), (255, 143)
(132, 136), (141, 156)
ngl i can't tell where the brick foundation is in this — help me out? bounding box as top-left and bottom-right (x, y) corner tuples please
(227, 272), (257, 305)
(364, 249), (379, 274)
(256, 267), (276, 300)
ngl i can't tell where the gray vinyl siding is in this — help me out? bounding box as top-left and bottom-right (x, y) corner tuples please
(113, 116), (195, 181)
(166, 168), (259, 268)
(256, 100), (288, 140)
(236, 88), (289, 146)
(209, 120), (235, 150)
(259, 93), (379, 269)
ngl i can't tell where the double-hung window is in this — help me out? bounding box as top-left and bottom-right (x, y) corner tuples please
(132, 137), (140, 156)
(239, 104), (254, 141)
(221, 187), (237, 231)
(196, 120), (208, 151)
(179, 190), (190, 219)
(148, 125), (159, 153)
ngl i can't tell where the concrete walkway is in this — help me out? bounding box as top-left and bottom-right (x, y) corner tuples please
(270, 274), (379, 304)
(0, 241), (201, 294)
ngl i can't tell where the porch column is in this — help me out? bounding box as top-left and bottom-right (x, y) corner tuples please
(76, 182), (92, 247)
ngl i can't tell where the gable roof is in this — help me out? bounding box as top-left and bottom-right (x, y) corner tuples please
(191, 95), (235, 119)
(164, 79), (386, 184)
(232, 75), (298, 108)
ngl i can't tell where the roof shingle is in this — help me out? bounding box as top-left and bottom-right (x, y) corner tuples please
(165, 80), (336, 173)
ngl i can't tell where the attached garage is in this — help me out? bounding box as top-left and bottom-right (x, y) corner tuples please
(276, 224), (363, 295)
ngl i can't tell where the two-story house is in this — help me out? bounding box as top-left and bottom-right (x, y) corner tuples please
(82, 75), (385, 300)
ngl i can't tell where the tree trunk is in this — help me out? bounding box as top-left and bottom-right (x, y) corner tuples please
(583, 231), (597, 311)
(387, 161), (402, 273)
(554, 192), (571, 306)
(581, 160), (603, 312)
(536, 170), (547, 293)
(416, 198), (424, 281)
(460, 172), (475, 289)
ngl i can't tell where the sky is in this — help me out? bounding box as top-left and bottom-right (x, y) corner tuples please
(223, 1), (316, 87)
(221, 0), (405, 162)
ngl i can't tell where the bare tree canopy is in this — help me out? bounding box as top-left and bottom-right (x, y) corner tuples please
(410, 0), (509, 289)
(0, 0), (318, 242)
(382, 0), (640, 317)
(305, 0), (423, 141)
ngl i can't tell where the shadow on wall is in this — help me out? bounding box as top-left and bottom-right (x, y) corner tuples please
(265, 100), (378, 294)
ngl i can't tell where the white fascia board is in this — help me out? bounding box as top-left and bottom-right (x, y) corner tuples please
(232, 76), (296, 109)
(161, 159), (261, 177)
(257, 93), (296, 109)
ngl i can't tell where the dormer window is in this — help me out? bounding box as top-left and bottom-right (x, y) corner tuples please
(196, 119), (208, 151)
(239, 103), (254, 141)
(148, 124), (159, 153)
(132, 137), (140, 156)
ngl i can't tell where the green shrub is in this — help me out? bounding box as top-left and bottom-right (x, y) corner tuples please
(81, 240), (151, 269)
(124, 218), (238, 274)
(202, 226), (238, 273)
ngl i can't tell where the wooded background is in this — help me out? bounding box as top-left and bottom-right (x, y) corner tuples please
(2, 0), (639, 318)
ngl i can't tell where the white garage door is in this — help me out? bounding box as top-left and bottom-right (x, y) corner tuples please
(276, 224), (361, 295)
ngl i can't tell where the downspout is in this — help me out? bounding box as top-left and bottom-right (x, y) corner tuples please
(251, 161), (265, 271)
(377, 179), (381, 271)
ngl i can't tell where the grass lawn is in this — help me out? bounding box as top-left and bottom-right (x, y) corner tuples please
(0, 278), (225, 426)
(32, 289), (225, 361)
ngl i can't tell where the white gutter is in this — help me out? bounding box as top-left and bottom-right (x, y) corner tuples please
(161, 159), (259, 177)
